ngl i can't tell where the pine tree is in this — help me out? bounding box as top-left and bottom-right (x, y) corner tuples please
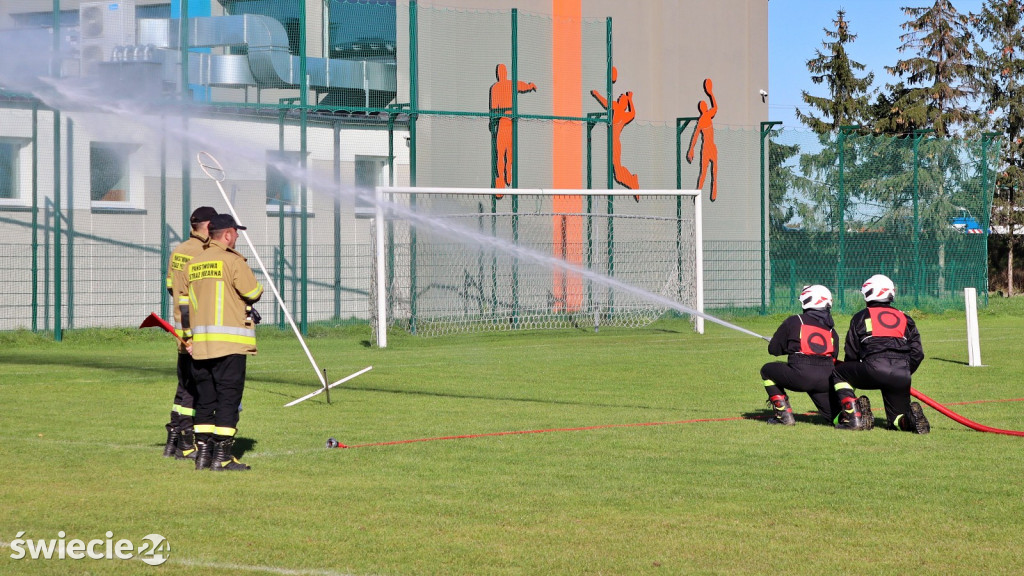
(972, 0), (1024, 290)
(795, 10), (874, 134)
(877, 1), (976, 137)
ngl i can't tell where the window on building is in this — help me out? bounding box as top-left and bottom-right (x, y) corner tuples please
(0, 139), (28, 201)
(266, 150), (304, 208)
(355, 155), (388, 218)
(90, 142), (138, 204)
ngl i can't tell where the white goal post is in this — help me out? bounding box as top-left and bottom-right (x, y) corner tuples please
(372, 187), (703, 348)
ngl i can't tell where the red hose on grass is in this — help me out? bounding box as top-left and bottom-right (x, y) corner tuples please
(911, 387), (1024, 437)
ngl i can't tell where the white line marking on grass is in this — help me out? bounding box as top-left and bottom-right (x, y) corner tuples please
(171, 558), (364, 575)
(0, 541), (365, 576)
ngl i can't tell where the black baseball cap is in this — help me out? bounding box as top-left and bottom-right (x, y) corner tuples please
(190, 206), (218, 224)
(208, 213), (247, 232)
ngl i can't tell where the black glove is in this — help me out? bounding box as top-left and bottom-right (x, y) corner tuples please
(246, 305), (262, 325)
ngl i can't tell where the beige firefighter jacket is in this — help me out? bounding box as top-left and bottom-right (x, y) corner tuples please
(165, 232), (208, 353)
(185, 239), (264, 360)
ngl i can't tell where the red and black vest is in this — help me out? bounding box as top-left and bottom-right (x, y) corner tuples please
(867, 307), (907, 338)
(798, 318), (835, 356)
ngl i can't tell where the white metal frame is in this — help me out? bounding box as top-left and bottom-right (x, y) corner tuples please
(373, 187), (704, 348)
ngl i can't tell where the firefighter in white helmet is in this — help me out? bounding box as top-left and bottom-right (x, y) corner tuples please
(831, 274), (928, 433)
(758, 285), (842, 426)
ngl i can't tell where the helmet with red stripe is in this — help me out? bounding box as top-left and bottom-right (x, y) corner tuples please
(799, 284), (833, 310)
(861, 274), (896, 303)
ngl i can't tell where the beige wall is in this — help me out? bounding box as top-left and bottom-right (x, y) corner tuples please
(411, 0), (769, 127)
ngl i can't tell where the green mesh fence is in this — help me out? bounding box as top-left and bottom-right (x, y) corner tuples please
(0, 2), (998, 337)
(766, 128), (996, 314)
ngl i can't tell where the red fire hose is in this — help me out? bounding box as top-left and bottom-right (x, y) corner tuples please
(911, 387), (1024, 437)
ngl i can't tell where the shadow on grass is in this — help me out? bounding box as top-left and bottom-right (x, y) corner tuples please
(269, 382), (686, 412)
(931, 357), (970, 366)
(2, 352), (686, 412)
(739, 409), (834, 427)
(234, 437), (257, 456)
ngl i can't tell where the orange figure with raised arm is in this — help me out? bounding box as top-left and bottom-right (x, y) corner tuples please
(687, 78), (719, 201)
(490, 63), (537, 195)
(590, 66), (639, 200)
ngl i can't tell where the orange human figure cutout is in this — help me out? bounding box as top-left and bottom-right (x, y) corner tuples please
(590, 66), (639, 201)
(490, 63), (537, 196)
(687, 78), (719, 201)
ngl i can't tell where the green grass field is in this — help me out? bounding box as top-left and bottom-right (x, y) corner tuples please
(3, 299), (1024, 575)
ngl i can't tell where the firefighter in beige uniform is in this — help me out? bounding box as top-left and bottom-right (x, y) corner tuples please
(184, 214), (263, 471)
(162, 206), (217, 460)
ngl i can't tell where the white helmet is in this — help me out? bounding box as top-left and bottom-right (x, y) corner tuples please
(861, 274), (896, 303)
(799, 285), (833, 310)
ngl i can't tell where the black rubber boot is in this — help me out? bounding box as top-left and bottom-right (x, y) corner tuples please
(211, 438), (250, 472)
(194, 436), (213, 471)
(834, 397), (864, 430)
(162, 427), (179, 458)
(175, 428), (197, 460)
(895, 402), (930, 434)
(857, 396), (874, 431)
(766, 395), (796, 426)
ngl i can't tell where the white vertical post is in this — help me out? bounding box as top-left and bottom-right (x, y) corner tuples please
(375, 187), (388, 348)
(694, 194), (704, 334)
(965, 287), (981, 367)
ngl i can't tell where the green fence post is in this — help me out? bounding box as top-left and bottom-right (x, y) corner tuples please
(837, 125), (859, 311)
(179, 2), (191, 235)
(65, 119), (74, 330)
(409, 1), (419, 334)
(789, 259), (796, 304)
(760, 121), (781, 315)
(511, 9), (520, 327)
(982, 132), (999, 306)
(676, 117), (697, 189)
(31, 103), (38, 332)
(912, 128), (934, 307)
(160, 115), (168, 319)
(53, 110), (61, 342)
(605, 17), (614, 313)
(300, 0), (309, 335)
(333, 121), (342, 320)
(277, 105), (287, 330)
(52, 2), (61, 341)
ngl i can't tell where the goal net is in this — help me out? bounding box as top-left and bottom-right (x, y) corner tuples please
(371, 188), (703, 345)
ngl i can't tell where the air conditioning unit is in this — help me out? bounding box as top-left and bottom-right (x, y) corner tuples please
(80, 1), (136, 75)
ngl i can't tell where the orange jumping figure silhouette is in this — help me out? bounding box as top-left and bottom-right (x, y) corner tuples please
(590, 66), (639, 200)
(687, 78), (719, 201)
(490, 63), (537, 196)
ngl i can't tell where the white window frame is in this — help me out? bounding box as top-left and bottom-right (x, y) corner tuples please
(89, 141), (143, 210)
(0, 137), (33, 207)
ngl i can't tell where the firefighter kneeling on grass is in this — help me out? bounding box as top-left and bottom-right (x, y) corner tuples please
(183, 214), (264, 471)
(760, 285), (844, 426)
(831, 274), (929, 433)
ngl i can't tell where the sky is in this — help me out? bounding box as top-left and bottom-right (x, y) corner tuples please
(768, 0), (984, 129)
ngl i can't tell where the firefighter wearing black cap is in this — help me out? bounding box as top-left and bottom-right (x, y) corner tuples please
(184, 213), (263, 471)
(831, 274), (929, 433)
(161, 206), (217, 459)
(759, 285), (847, 426)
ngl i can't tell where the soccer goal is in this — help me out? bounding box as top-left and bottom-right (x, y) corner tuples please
(371, 187), (703, 347)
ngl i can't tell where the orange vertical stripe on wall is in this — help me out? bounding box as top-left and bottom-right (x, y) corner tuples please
(552, 0), (583, 312)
